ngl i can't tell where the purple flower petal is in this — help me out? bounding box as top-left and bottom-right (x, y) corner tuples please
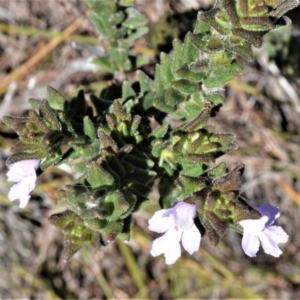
(255, 203), (279, 226)
(181, 224), (201, 255)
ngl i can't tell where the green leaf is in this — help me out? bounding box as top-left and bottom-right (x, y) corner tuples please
(180, 161), (210, 177)
(28, 98), (42, 109)
(165, 87), (186, 106)
(173, 39), (183, 73)
(172, 39), (183, 72)
(40, 152), (62, 170)
(2, 115), (29, 134)
(110, 27), (127, 39)
(89, 13), (108, 36)
(182, 35), (200, 62)
(130, 115), (141, 135)
(206, 36), (224, 52)
(150, 124), (169, 139)
(120, 0), (135, 6)
(138, 71), (153, 94)
(225, 40), (253, 60)
(93, 56), (115, 72)
(100, 219), (124, 243)
(198, 8), (227, 35)
(49, 210), (102, 260)
(126, 26), (149, 41)
(83, 116), (96, 139)
(98, 130), (119, 153)
(154, 65), (163, 92)
(153, 92), (174, 113)
(7, 151), (45, 165)
(59, 149), (83, 165)
(73, 161), (88, 173)
(121, 81), (135, 103)
(47, 86), (67, 111)
(172, 79), (199, 94)
(177, 108), (210, 132)
(205, 93), (225, 106)
(212, 163), (244, 192)
(123, 7), (148, 29)
(89, 1), (117, 15)
(84, 218), (107, 231)
(189, 33), (207, 51)
(103, 190), (130, 221)
(110, 44), (130, 70)
(194, 19), (211, 34)
(178, 175), (206, 195)
(211, 60), (242, 74)
(108, 11), (125, 26)
(210, 51), (232, 67)
(120, 190), (137, 218)
(40, 100), (61, 131)
(207, 162), (227, 179)
(176, 63), (204, 81)
(87, 162), (115, 189)
(160, 53), (175, 85)
(203, 73), (236, 89)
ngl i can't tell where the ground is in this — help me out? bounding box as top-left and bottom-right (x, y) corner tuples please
(0, 0), (300, 298)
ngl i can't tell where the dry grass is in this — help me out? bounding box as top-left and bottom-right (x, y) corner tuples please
(1, 0), (300, 299)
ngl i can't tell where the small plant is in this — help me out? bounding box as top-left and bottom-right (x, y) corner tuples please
(3, 0), (298, 263)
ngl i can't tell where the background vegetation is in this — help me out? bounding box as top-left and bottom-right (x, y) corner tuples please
(0, 0), (300, 298)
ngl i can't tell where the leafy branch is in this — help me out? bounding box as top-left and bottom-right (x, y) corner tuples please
(3, 0), (299, 259)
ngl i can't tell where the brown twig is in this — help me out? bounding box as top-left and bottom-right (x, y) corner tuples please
(0, 19), (82, 96)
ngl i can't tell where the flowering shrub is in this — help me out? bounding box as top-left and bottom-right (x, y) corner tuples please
(3, 0), (298, 262)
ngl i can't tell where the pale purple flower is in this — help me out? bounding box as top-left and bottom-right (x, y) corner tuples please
(6, 159), (40, 208)
(148, 202), (201, 265)
(239, 203), (288, 257)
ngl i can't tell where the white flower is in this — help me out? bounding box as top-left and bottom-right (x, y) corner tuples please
(6, 159), (40, 208)
(148, 202), (201, 265)
(239, 203), (288, 257)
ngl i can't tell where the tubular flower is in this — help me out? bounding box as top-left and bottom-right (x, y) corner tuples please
(148, 202), (201, 265)
(6, 159), (40, 208)
(239, 203), (288, 257)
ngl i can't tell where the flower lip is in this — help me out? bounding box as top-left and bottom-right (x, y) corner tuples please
(163, 202), (197, 230)
(148, 201), (201, 264)
(6, 159), (40, 208)
(7, 159), (40, 179)
(238, 203), (288, 257)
